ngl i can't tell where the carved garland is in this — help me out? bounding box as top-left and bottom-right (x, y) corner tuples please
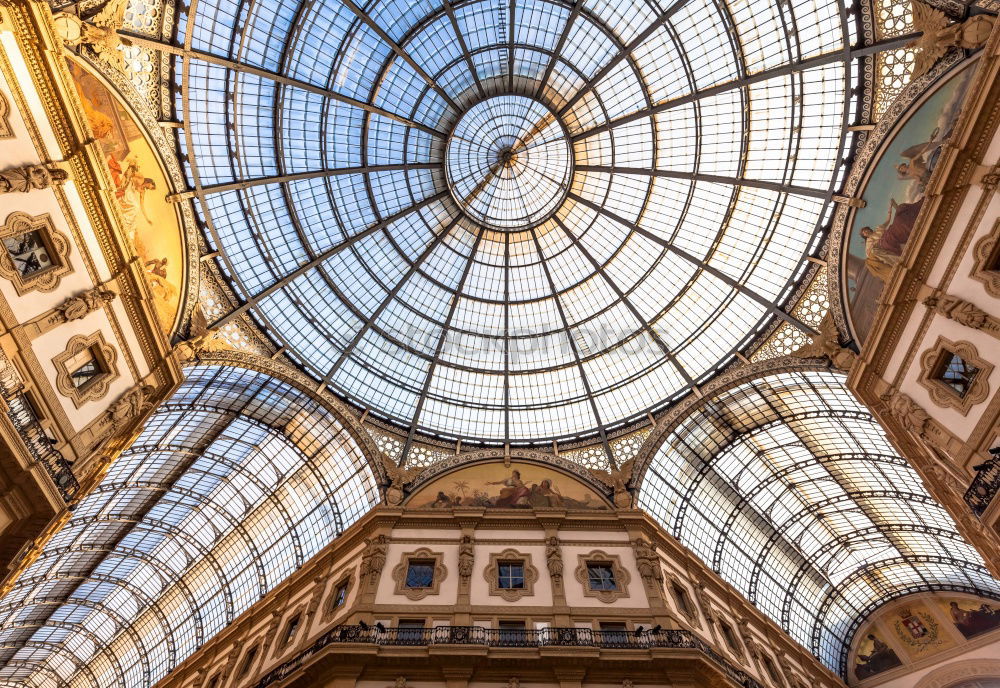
(52, 331), (118, 407)
(0, 212), (72, 295)
(391, 548), (447, 601)
(971, 219), (1000, 298)
(574, 550), (630, 604)
(917, 337), (993, 413)
(484, 548), (539, 602)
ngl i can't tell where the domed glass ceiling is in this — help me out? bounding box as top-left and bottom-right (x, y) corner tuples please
(179, 0), (860, 443)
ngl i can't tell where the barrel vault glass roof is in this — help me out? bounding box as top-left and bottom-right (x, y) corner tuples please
(177, 0), (865, 445)
(638, 370), (1000, 676)
(0, 366), (378, 688)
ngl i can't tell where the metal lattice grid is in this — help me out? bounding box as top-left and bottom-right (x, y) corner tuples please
(0, 366), (379, 688)
(637, 370), (1000, 676)
(167, 0), (904, 446)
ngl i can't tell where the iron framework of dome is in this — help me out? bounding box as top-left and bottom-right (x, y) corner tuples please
(177, 0), (888, 446)
(638, 370), (1000, 675)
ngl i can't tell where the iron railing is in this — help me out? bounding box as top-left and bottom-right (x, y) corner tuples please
(966, 454), (1000, 516)
(253, 626), (764, 688)
(4, 391), (78, 502)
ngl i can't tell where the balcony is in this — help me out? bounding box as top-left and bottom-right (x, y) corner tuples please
(966, 454), (1000, 516)
(3, 390), (78, 503)
(254, 625), (764, 688)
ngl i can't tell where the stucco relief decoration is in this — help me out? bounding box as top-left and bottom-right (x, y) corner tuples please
(545, 537), (563, 581)
(104, 383), (154, 435)
(458, 535), (474, 581)
(379, 453), (424, 506)
(0, 212), (72, 295)
(632, 538), (662, 586)
(391, 547), (447, 601)
(574, 550), (630, 603)
(0, 165), (69, 194)
(359, 535), (388, 588)
(53, 0), (132, 70)
(172, 304), (231, 362)
(484, 548), (538, 602)
(923, 293), (1000, 338)
(971, 220), (1000, 298)
(52, 331), (119, 407)
(586, 458), (635, 508)
(908, 2), (995, 77)
(56, 286), (116, 323)
(790, 313), (857, 371)
(918, 337), (993, 412)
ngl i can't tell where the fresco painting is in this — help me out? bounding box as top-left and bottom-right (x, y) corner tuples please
(943, 598), (1000, 639)
(853, 631), (902, 680)
(66, 59), (184, 333)
(843, 61), (975, 343)
(409, 462), (609, 509)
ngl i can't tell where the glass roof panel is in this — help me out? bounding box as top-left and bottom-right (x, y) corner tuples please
(180, 0), (860, 444)
(638, 370), (1000, 676)
(0, 366), (378, 688)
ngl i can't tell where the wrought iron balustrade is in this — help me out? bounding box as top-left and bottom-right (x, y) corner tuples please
(253, 625), (764, 688)
(966, 454), (1000, 516)
(3, 390), (78, 502)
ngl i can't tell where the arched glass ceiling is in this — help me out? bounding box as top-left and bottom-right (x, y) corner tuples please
(637, 370), (1000, 676)
(177, 0), (865, 444)
(0, 366), (378, 688)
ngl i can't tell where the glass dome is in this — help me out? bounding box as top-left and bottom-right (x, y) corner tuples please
(179, 0), (859, 444)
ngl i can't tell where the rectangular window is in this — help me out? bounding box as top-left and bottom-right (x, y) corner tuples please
(599, 621), (629, 646)
(237, 645), (258, 677)
(719, 621), (739, 653)
(282, 614), (301, 646)
(4, 230), (53, 276)
(498, 620), (526, 645)
(672, 583), (691, 615)
(935, 352), (979, 397)
(67, 348), (102, 390)
(332, 582), (348, 609)
(497, 561), (525, 589)
(397, 619), (425, 644)
(405, 560), (435, 588)
(762, 656), (781, 684)
(587, 563), (617, 591)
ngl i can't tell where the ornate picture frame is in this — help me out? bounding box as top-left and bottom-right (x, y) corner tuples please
(484, 548), (538, 602)
(0, 212), (72, 295)
(574, 550), (630, 603)
(53, 331), (118, 407)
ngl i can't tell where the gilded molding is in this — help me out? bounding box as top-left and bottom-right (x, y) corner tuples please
(483, 548), (538, 602)
(52, 330), (118, 407)
(917, 337), (993, 414)
(0, 90), (12, 138)
(0, 211), (72, 295)
(573, 550), (630, 604)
